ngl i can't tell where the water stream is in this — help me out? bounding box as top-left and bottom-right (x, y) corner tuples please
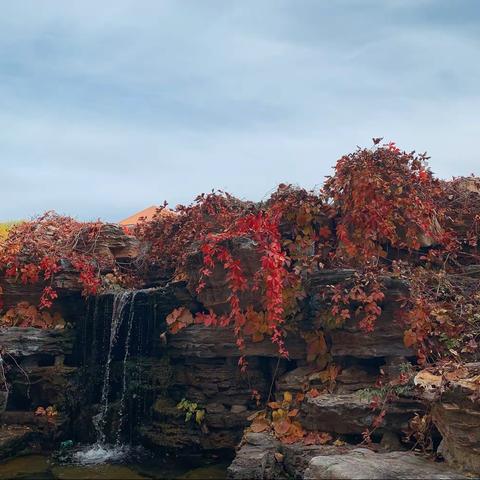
(73, 290), (137, 465)
(116, 291), (138, 445)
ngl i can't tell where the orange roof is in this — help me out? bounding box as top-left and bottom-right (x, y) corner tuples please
(119, 206), (160, 226)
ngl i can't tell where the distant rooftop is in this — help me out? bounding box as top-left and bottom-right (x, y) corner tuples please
(119, 206), (177, 226)
(119, 206), (159, 226)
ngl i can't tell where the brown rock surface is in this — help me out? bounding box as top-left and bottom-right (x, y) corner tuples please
(168, 324), (306, 359)
(433, 401), (480, 474)
(299, 393), (423, 435)
(303, 448), (467, 480)
(185, 237), (263, 315)
(328, 308), (413, 359)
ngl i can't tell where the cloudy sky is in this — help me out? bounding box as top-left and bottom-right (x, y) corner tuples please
(1, 0), (479, 222)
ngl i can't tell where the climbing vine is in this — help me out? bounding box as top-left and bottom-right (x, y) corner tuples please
(0, 212), (137, 312)
(1, 141), (479, 369)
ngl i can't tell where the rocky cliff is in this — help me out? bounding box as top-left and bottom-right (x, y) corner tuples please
(1, 227), (478, 478)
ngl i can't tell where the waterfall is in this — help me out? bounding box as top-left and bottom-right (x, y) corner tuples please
(74, 290), (137, 464)
(95, 290), (132, 445)
(115, 291), (138, 445)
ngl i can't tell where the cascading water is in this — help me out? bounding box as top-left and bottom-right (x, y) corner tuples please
(95, 290), (132, 444)
(73, 290), (138, 465)
(115, 291), (138, 445)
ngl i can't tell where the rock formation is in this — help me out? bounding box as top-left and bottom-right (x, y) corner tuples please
(0, 226), (478, 478)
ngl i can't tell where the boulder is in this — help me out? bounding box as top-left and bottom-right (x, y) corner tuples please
(417, 363), (480, 474)
(303, 448), (467, 480)
(433, 399), (480, 474)
(77, 223), (140, 267)
(280, 442), (355, 479)
(227, 433), (286, 480)
(299, 393), (423, 435)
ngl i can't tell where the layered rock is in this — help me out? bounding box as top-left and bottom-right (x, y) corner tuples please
(228, 433), (466, 480)
(303, 448), (467, 480)
(299, 393), (423, 436)
(168, 324), (306, 359)
(185, 237), (263, 315)
(1, 328), (73, 359)
(0, 256), (473, 478)
(140, 356), (273, 452)
(428, 364), (480, 474)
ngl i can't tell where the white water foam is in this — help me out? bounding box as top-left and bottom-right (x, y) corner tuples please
(71, 443), (132, 465)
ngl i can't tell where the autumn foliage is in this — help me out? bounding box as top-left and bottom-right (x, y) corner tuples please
(0, 212), (128, 312)
(0, 141), (479, 369)
(324, 141), (443, 260)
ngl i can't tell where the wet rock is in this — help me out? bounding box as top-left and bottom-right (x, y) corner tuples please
(172, 357), (270, 407)
(206, 403), (227, 414)
(142, 357), (271, 452)
(1, 327), (74, 358)
(142, 392), (250, 451)
(0, 425), (34, 461)
(206, 407), (249, 430)
(0, 411), (66, 436)
(0, 392), (7, 413)
(0, 412), (66, 461)
(141, 419), (241, 451)
(303, 448), (467, 479)
(9, 366), (78, 410)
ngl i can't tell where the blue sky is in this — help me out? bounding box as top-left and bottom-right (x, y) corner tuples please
(1, 0), (479, 221)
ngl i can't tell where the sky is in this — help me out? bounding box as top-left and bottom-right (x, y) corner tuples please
(1, 0), (479, 222)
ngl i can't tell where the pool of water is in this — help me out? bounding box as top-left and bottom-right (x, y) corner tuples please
(0, 450), (229, 480)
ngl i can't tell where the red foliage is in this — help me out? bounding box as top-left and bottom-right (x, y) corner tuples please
(324, 143), (443, 261)
(135, 192), (252, 276)
(198, 207), (289, 357)
(0, 212), (119, 309)
(1, 141), (479, 367)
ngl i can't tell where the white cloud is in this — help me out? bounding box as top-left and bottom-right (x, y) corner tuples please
(0, 0), (479, 221)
